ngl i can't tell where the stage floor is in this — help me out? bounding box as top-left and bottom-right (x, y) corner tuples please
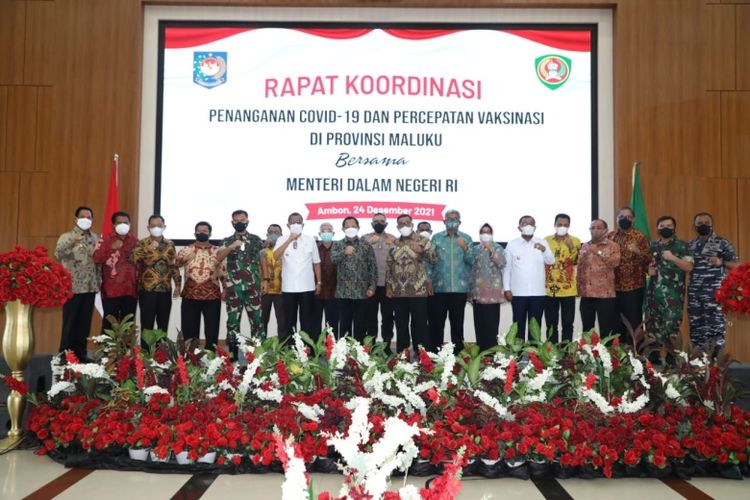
(1, 450), (748, 500)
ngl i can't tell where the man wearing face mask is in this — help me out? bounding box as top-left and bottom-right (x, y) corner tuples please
(331, 216), (377, 341)
(645, 216), (693, 364)
(274, 212), (322, 341)
(176, 221), (226, 352)
(688, 212), (739, 352)
(312, 222), (339, 338)
(503, 215), (555, 341)
(386, 214), (437, 353)
(608, 207), (651, 341)
(217, 210), (265, 357)
(362, 213), (397, 352)
(416, 221), (437, 345)
(130, 214), (181, 345)
(93, 211), (139, 334)
(56, 206), (101, 361)
(260, 224), (285, 337)
(577, 219), (621, 336)
(544, 213), (581, 343)
(430, 209), (474, 354)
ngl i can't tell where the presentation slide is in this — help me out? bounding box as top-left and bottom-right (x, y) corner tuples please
(157, 24), (595, 243)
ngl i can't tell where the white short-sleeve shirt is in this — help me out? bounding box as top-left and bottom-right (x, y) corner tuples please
(274, 234), (321, 293)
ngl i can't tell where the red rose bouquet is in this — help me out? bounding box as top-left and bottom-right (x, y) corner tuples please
(0, 245), (72, 308)
(715, 262), (750, 316)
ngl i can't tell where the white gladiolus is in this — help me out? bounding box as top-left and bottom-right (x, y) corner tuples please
(68, 363), (110, 379)
(280, 439), (309, 500)
(142, 385), (169, 401)
(292, 333), (309, 364)
(474, 389), (513, 420)
(47, 381), (75, 398)
(295, 402), (324, 422)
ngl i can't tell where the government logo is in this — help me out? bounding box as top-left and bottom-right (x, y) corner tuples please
(193, 52), (227, 89)
(535, 55), (571, 90)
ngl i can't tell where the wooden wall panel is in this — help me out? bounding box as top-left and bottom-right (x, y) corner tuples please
(24, 0), (57, 86)
(3, 87), (38, 172)
(703, 4), (735, 91)
(0, 1), (26, 86)
(722, 92), (750, 179)
(739, 6), (750, 89)
(0, 172), (20, 252)
(0, 86), (7, 171)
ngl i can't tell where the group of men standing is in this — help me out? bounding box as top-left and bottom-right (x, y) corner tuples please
(55, 205), (738, 362)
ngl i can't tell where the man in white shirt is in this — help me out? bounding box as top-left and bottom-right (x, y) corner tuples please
(273, 212), (322, 342)
(503, 215), (556, 341)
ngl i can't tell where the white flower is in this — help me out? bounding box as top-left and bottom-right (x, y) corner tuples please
(280, 438), (309, 500)
(292, 333), (309, 364)
(582, 388), (613, 414)
(481, 366), (506, 382)
(617, 392), (649, 413)
(47, 381), (75, 398)
(68, 363), (110, 379)
(254, 386), (282, 403)
(50, 355), (65, 382)
(628, 352), (644, 380)
(435, 344), (457, 391)
(295, 402), (324, 422)
(398, 484), (421, 500)
(329, 337), (348, 370)
(90, 334), (109, 344)
(474, 389), (513, 420)
(665, 384), (682, 401)
(526, 368), (553, 392)
(142, 385), (169, 401)
(201, 356), (224, 380)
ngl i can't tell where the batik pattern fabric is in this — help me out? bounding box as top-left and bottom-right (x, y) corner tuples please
(430, 230), (475, 293)
(331, 237), (378, 300)
(176, 244), (225, 301)
(469, 242), (506, 304)
(544, 235), (581, 297)
(608, 229), (651, 292)
(385, 234), (437, 298)
(260, 247), (282, 295)
(55, 226), (100, 294)
(130, 237), (181, 292)
(93, 233), (139, 299)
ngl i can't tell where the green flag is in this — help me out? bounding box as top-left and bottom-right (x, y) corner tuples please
(630, 161), (651, 241)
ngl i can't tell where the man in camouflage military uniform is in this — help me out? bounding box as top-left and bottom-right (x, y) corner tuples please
(645, 216), (693, 363)
(687, 212), (739, 352)
(219, 210), (265, 357)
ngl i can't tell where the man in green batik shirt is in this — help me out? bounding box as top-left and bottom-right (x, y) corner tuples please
(645, 215), (694, 365)
(218, 209), (265, 358)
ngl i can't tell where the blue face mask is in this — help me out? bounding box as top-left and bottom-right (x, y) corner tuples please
(320, 232), (334, 243)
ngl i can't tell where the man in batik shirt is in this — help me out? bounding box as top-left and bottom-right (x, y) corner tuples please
(645, 216), (693, 363)
(688, 212), (739, 352)
(331, 216), (377, 341)
(544, 213), (581, 343)
(608, 207), (651, 342)
(386, 214), (437, 353)
(130, 214), (181, 344)
(93, 211), (139, 333)
(218, 210), (264, 357)
(177, 221), (225, 352)
(56, 205), (100, 361)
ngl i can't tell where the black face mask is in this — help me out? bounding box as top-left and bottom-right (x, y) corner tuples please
(618, 218), (632, 230)
(195, 233), (210, 242)
(372, 222), (386, 234)
(658, 227), (674, 239)
(696, 224), (712, 236)
(233, 222), (248, 232)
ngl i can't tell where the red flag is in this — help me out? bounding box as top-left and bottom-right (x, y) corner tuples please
(102, 154), (119, 236)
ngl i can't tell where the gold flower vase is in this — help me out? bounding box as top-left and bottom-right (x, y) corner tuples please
(0, 300), (34, 453)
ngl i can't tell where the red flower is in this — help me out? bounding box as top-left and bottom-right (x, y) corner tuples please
(418, 348), (434, 373)
(276, 360), (290, 386)
(65, 351), (80, 365)
(325, 334), (335, 359)
(529, 352), (544, 373)
(504, 360), (517, 395)
(585, 373), (597, 390)
(176, 356), (189, 386)
(2, 374), (27, 395)
(0, 245), (72, 308)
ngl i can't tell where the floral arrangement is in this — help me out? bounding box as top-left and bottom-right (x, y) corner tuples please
(0, 245), (72, 307)
(24, 320), (750, 490)
(716, 261), (750, 316)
